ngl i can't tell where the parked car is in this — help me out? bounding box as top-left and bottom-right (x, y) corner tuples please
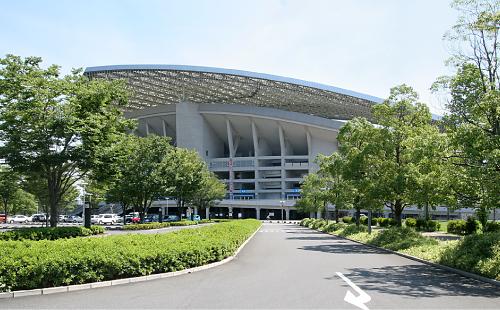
(125, 213), (140, 224)
(96, 214), (119, 225)
(7, 215), (31, 224)
(190, 215), (201, 221)
(163, 215), (181, 222)
(59, 215), (69, 222)
(0, 213), (6, 223)
(144, 214), (160, 223)
(67, 215), (83, 223)
(90, 215), (100, 224)
(31, 214), (47, 222)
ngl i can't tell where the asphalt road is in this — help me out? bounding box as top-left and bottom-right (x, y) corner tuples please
(2, 223), (500, 309)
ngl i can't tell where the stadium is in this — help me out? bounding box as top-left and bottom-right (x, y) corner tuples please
(84, 65), (383, 220)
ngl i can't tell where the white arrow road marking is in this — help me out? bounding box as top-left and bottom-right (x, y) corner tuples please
(336, 272), (371, 310)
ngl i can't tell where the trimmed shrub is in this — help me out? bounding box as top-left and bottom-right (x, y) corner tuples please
(378, 217), (397, 227)
(0, 226), (104, 241)
(415, 219), (441, 232)
(439, 232), (500, 280)
(447, 219), (466, 235)
(342, 216), (354, 224)
(123, 222), (171, 230)
(0, 219), (261, 292)
(465, 217), (482, 235)
(323, 222), (347, 233)
(405, 218), (417, 228)
(300, 218), (312, 226)
(212, 219), (232, 223)
(485, 221), (500, 233)
(170, 221), (198, 226)
(338, 224), (368, 237)
(311, 219), (327, 230)
(369, 227), (438, 251)
(199, 219), (214, 224)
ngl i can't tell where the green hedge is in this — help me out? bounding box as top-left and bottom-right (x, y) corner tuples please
(405, 218), (417, 228)
(415, 219), (441, 232)
(447, 218), (483, 235)
(0, 219), (261, 292)
(0, 226), (104, 241)
(123, 222), (171, 230)
(170, 220), (198, 226)
(377, 217), (397, 227)
(342, 216), (354, 224)
(439, 232), (500, 280)
(447, 219), (467, 235)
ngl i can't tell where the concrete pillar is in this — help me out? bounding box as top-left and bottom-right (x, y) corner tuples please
(278, 124), (285, 199)
(256, 208), (261, 220)
(285, 208), (290, 221)
(176, 102), (204, 155)
(145, 121), (150, 136)
(206, 207), (210, 220)
(162, 119), (167, 137)
(228, 207), (233, 219)
(317, 210), (322, 219)
(194, 207), (198, 215)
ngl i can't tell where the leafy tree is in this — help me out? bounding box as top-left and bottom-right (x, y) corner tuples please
(0, 55), (134, 227)
(297, 173), (330, 218)
(370, 85), (437, 225)
(164, 148), (206, 217)
(107, 135), (174, 221)
(9, 189), (37, 216)
(336, 117), (384, 225)
(317, 153), (354, 222)
(0, 167), (21, 218)
(432, 0), (500, 226)
(190, 170), (226, 215)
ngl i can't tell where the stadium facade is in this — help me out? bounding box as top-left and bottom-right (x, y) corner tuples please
(84, 65), (383, 220)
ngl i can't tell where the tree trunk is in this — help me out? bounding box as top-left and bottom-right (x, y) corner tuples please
(334, 209), (339, 223)
(355, 208), (361, 226)
(424, 203), (430, 221)
(394, 199), (403, 226)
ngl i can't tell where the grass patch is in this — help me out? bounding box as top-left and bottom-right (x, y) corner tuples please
(0, 219), (261, 292)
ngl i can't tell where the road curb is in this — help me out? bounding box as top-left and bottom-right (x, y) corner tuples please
(309, 226), (500, 288)
(1, 223), (261, 299)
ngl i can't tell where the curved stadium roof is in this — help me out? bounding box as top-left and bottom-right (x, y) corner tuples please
(84, 65), (383, 121)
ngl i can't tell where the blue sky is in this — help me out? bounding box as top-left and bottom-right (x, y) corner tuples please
(1, 0), (458, 115)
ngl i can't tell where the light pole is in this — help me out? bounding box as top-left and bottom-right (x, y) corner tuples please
(166, 197), (170, 219)
(280, 200), (285, 222)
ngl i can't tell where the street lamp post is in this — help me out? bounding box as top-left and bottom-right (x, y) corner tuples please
(280, 200), (285, 222)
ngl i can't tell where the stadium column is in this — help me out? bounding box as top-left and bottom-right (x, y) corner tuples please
(251, 120), (259, 200)
(226, 119), (235, 200)
(306, 129), (312, 171)
(176, 101), (205, 156)
(256, 207), (261, 220)
(162, 119), (167, 137)
(145, 121), (150, 136)
(278, 124), (286, 201)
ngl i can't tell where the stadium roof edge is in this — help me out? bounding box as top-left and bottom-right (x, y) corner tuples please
(84, 64), (384, 104)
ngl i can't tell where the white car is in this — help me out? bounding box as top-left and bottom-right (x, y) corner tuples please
(7, 215), (31, 224)
(90, 215), (100, 224)
(95, 214), (119, 225)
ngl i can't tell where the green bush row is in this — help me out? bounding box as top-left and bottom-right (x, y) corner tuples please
(0, 219), (261, 292)
(122, 220), (200, 230)
(0, 226), (104, 241)
(122, 222), (172, 230)
(405, 218), (441, 232)
(447, 218), (483, 235)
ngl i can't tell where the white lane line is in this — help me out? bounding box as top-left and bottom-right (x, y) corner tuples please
(336, 272), (371, 310)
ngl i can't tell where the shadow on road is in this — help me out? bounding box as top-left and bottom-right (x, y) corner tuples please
(329, 264), (500, 298)
(298, 242), (387, 254)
